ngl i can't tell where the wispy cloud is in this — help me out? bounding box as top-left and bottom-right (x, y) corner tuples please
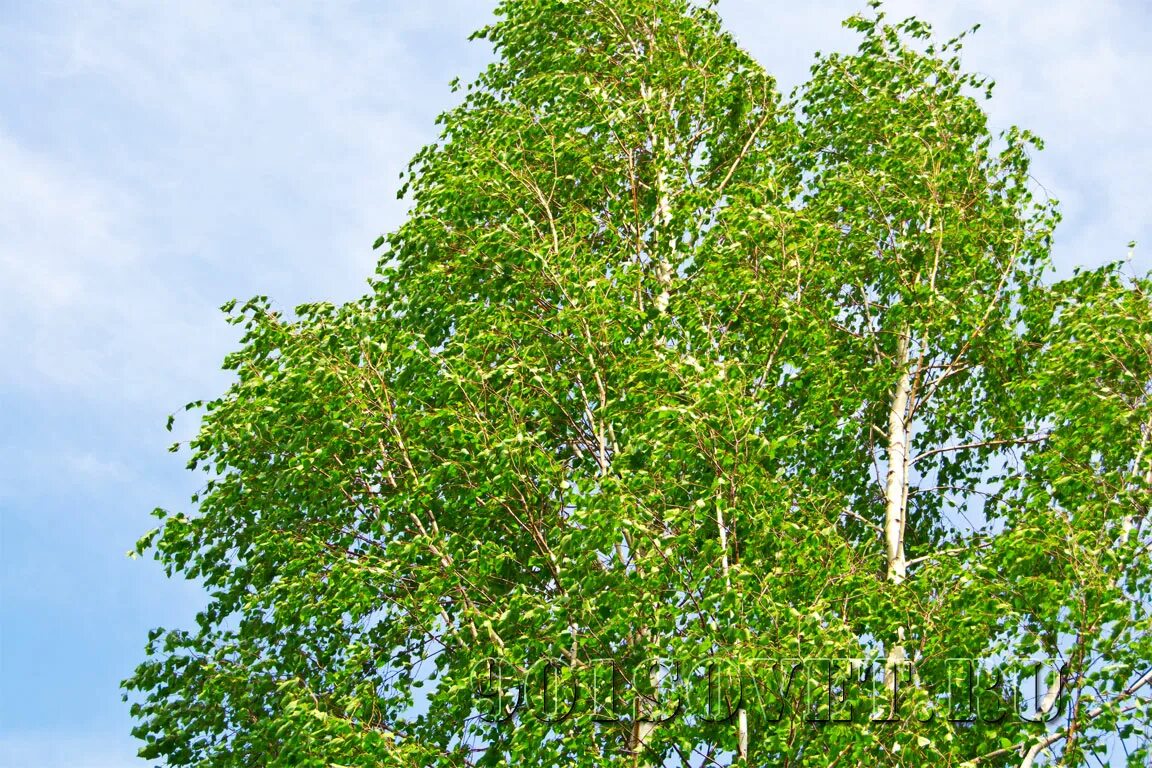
(0, 128), (219, 407)
(1, 0), (499, 410)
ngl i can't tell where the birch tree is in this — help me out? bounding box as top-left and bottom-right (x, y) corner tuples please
(125, 1), (1152, 766)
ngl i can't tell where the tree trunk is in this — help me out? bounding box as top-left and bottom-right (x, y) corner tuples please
(883, 330), (913, 697)
(884, 330), (912, 586)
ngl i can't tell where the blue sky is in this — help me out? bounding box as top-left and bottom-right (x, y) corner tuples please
(0, 1), (1148, 766)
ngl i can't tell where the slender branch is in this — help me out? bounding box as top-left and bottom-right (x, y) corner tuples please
(911, 434), (1048, 466)
(970, 667), (1152, 766)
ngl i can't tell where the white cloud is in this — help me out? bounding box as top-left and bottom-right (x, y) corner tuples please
(0, 129), (221, 406)
(66, 451), (132, 483)
(50, 0), (497, 289)
(0, 1), (499, 409)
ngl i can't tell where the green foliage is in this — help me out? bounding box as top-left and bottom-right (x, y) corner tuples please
(125, 2), (1152, 766)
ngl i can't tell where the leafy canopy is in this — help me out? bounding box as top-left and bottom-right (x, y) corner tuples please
(126, 1), (1152, 766)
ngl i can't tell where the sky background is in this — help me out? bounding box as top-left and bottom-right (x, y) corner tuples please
(0, 1), (1149, 766)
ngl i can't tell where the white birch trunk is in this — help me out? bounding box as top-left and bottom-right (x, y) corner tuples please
(716, 504), (748, 761)
(884, 331), (912, 697)
(884, 331), (912, 586)
(629, 644), (658, 763)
